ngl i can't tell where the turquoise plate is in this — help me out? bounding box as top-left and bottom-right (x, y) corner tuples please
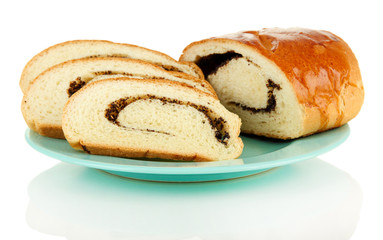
(25, 125), (350, 182)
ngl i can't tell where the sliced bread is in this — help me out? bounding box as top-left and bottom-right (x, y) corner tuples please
(62, 78), (243, 161)
(22, 58), (215, 139)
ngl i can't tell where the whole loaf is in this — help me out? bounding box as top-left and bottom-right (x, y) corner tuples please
(180, 28), (364, 139)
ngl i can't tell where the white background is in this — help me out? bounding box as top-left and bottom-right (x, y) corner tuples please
(1, 0), (382, 239)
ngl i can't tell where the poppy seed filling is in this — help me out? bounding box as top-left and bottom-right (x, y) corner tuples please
(104, 94), (230, 145)
(67, 77), (86, 97)
(67, 71), (162, 97)
(195, 51), (282, 113)
(229, 79), (281, 113)
(195, 51), (243, 79)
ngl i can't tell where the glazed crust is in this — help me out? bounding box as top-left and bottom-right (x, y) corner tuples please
(181, 28), (364, 136)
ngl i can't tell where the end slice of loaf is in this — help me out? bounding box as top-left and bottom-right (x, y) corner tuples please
(20, 40), (204, 93)
(180, 28), (364, 139)
(22, 58), (216, 139)
(62, 78), (243, 161)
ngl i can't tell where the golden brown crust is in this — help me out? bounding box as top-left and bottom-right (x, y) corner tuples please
(36, 125), (65, 139)
(69, 142), (214, 162)
(21, 97), (65, 139)
(24, 120), (65, 139)
(181, 28), (364, 136)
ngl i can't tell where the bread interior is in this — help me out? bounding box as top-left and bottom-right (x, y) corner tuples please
(22, 58), (211, 139)
(186, 42), (304, 138)
(63, 79), (242, 160)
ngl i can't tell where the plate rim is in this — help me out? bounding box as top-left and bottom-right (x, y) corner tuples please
(25, 125), (350, 175)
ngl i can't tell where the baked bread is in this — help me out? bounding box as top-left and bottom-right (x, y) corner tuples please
(20, 40), (204, 93)
(62, 78), (243, 161)
(22, 57), (216, 139)
(180, 28), (364, 139)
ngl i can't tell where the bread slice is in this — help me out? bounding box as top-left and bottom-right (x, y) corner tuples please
(20, 40), (204, 93)
(22, 58), (216, 139)
(62, 78), (243, 161)
(180, 28), (364, 139)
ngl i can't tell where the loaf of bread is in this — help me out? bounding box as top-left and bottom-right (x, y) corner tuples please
(180, 28), (364, 139)
(62, 78), (243, 161)
(20, 40), (204, 93)
(22, 58), (216, 139)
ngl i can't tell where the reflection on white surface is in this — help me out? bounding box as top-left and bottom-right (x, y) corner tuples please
(26, 158), (362, 240)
